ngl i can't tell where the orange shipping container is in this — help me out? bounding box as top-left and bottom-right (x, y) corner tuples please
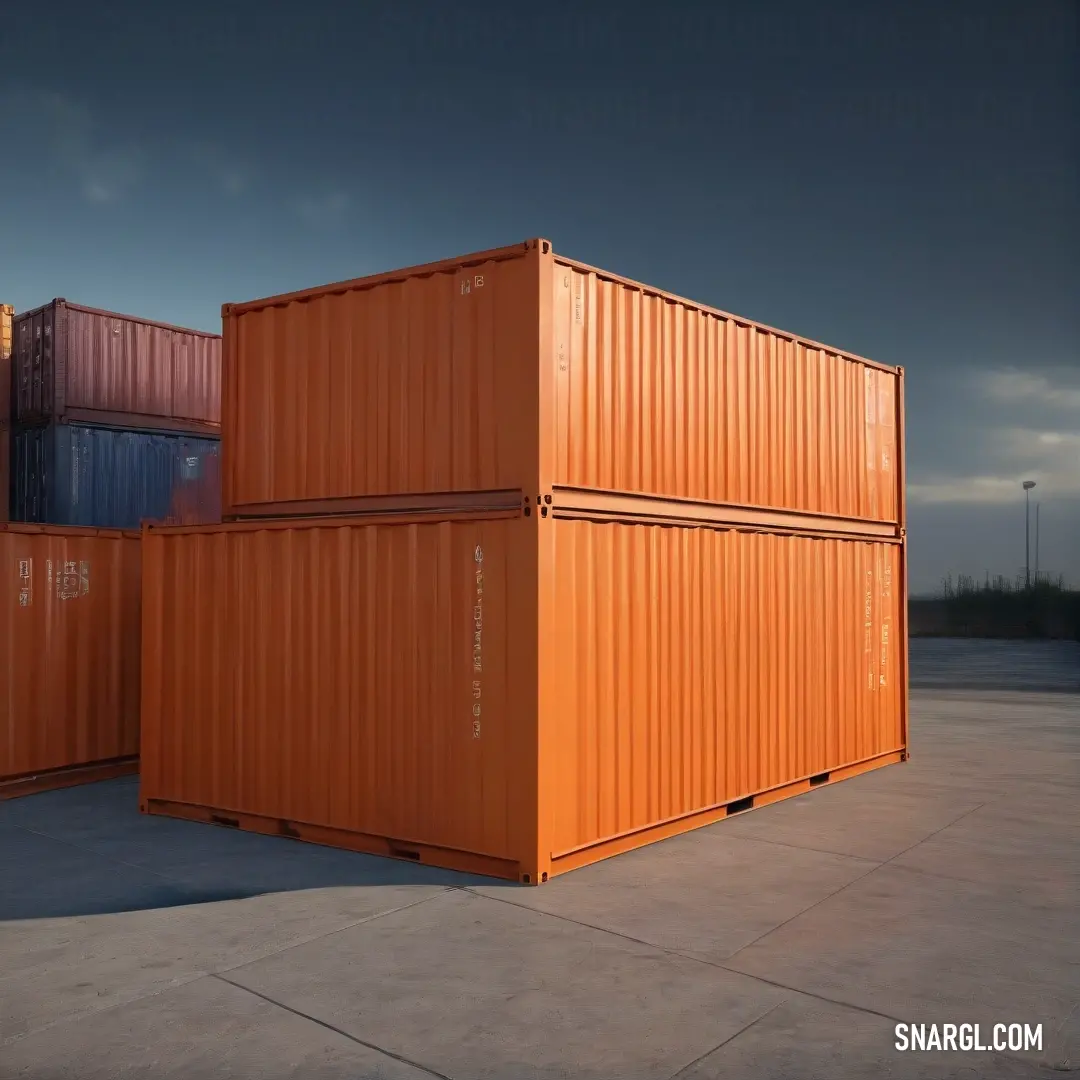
(0, 524), (141, 798)
(140, 513), (907, 882)
(222, 240), (903, 532)
(1, 303), (13, 424)
(1, 303), (13, 360)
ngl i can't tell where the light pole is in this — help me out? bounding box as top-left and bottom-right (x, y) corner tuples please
(1023, 480), (1036, 587)
(1035, 502), (1040, 583)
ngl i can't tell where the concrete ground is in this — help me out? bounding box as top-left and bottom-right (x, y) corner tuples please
(1, 641), (1077, 1079)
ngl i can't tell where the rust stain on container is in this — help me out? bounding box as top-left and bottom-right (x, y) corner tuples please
(158, 450), (223, 526)
(13, 300), (221, 427)
(0, 523), (141, 797)
(140, 513), (905, 882)
(221, 240), (901, 526)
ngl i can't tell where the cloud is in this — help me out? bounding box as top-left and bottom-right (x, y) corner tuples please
(907, 364), (1080, 505)
(908, 426), (1080, 504)
(980, 367), (1080, 411)
(295, 191), (351, 225)
(0, 87), (264, 204)
(24, 90), (143, 203)
(909, 475), (1058, 505)
(187, 141), (251, 195)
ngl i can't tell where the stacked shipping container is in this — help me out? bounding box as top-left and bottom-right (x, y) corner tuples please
(11, 424), (220, 529)
(141, 238), (908, 882)
(2, 299), (222, 797)
(9, 299), (222, 528)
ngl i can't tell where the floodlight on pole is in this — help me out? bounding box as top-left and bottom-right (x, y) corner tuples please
(1023, 480), (1036, 587)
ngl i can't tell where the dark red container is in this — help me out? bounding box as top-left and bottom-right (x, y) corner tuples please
(0, 425), (9, 524)
(12, 300), (221, 433)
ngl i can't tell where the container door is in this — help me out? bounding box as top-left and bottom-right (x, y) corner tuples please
(14, 304), (57, 424)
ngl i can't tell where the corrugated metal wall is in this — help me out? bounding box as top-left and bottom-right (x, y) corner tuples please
(140, 514), (540, 877)
(11, 424), (221, 529)
(223, 247), (538, 513)
(220, 239), (901, 526)
(141, 511), (906, 880)
(0, 525), (141, 789)
(160, 450), (223, 526)
(540, 521), (904, 866)
(548, 260), (900, 523)
(13, 301), (222, 426)
(142, 238), (907, 881)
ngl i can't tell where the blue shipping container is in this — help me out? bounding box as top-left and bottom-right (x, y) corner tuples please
(11, 423), (221, 529)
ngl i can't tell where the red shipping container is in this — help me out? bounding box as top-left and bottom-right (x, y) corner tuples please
(13, 299), (221, 433)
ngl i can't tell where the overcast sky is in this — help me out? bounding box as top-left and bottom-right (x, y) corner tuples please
(1, 0), (1076, 593)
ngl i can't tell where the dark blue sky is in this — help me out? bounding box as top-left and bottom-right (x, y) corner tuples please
(2, 0), (1077, 591)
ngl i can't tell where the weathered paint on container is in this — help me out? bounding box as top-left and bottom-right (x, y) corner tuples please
(12, 299), (221, 429)
(160, 449), (223, 526)
(11, 423), (221, 529)
(140, 512), (906, 882)
(0, 523), (141, 798)
(221, 240), (902, 530)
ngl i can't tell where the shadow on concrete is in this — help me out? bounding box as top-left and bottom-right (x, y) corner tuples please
(6, 638), (1074, 921)
(0, 777), (519, 921)
(908, 637), (1080, 694)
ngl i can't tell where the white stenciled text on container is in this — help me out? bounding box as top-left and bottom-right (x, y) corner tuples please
(472, 543), (484, 739)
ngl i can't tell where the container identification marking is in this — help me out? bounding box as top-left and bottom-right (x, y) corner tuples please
(17, 558), (32, 607)
(57, 560), (91, 600)
(879, 562), (892, 688)
(472, 544), (484, 739)
(864, 569), (875, 690)
(35, 559), (91, 601)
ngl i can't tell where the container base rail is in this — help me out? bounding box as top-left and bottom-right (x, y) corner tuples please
(548, 748), (905, 878)
(0, 756), (139, 801)
(142, 748), (905, 884)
